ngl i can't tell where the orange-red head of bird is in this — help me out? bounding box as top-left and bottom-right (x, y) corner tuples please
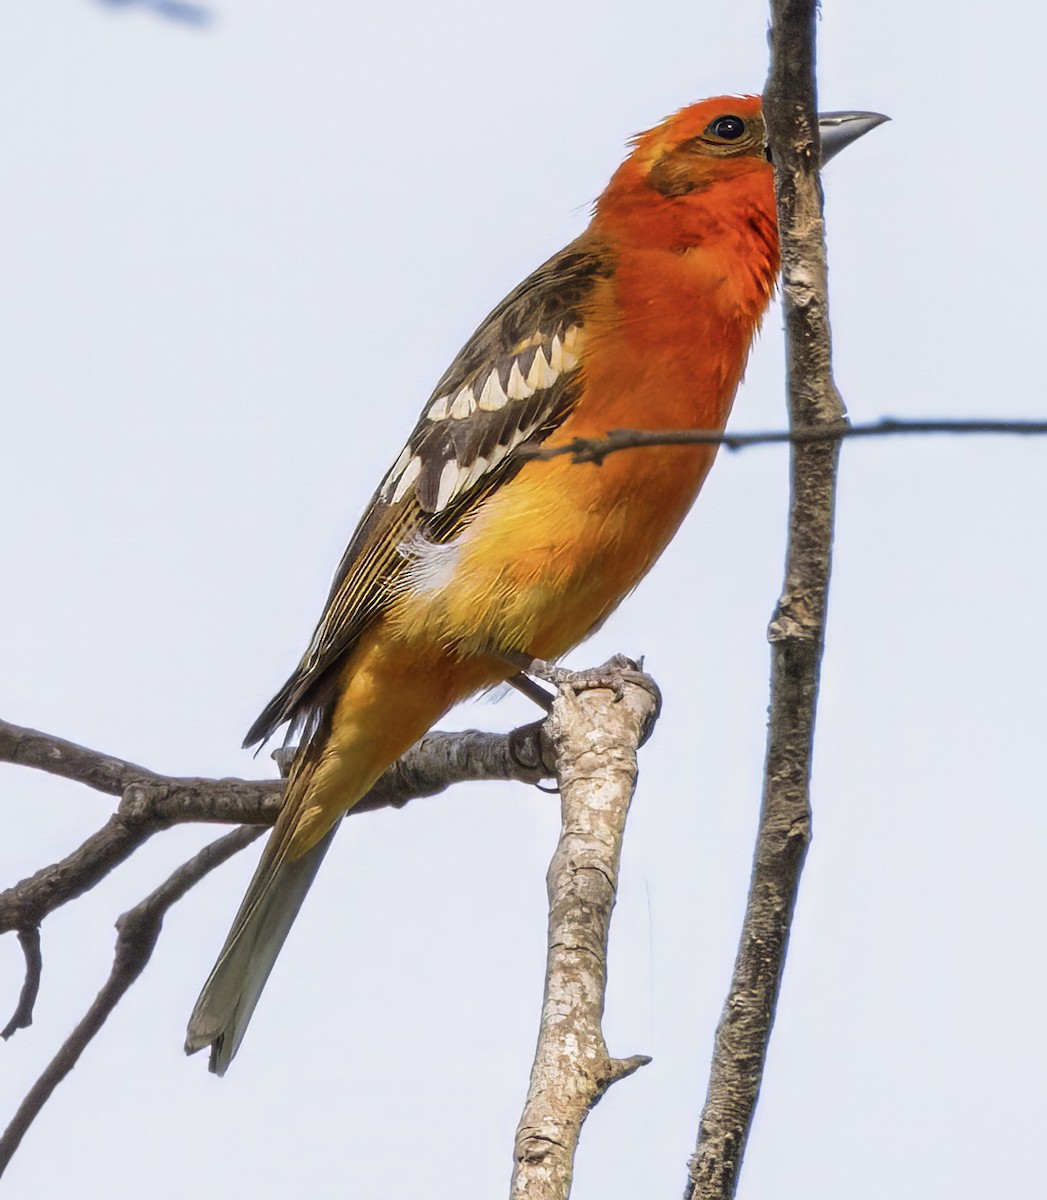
(595, 95), (774, 252)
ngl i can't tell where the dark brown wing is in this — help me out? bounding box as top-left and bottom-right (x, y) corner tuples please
(244, 236), (613, 749)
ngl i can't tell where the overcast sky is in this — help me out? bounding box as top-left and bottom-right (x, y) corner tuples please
(3, 2), (1046, 1198)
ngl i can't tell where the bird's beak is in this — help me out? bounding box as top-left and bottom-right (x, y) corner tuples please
(818, 111), (889, 165)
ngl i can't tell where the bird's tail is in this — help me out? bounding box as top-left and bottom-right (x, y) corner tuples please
(186, 628), (505, 1073)
(185, 751), (338, 1075)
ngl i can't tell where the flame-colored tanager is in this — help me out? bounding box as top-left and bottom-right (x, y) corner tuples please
(187, 95), (885, 1072)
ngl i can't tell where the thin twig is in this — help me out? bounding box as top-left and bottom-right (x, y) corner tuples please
(1, 928), (41, 1041)
(522, 417), (1047, 465)
(687, 3), (837, 1197)
(510, 657), (657, 1200)
(0, 825), (262, 1176)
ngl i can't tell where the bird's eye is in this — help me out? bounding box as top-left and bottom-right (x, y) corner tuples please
(707, 115), (746, 141)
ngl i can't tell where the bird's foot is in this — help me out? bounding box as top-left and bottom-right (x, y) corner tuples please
(526, 653), (662, 720)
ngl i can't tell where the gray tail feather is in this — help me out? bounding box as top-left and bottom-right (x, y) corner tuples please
(185, 822), (340, 1074)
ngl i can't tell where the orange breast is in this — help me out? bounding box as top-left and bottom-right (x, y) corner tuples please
(390, 246), (768, 661)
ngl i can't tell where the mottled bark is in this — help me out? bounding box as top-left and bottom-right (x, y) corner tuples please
(686, 3), (843, 1197)
(0, 718), (549, 935)
(511, 658), (656, 1200)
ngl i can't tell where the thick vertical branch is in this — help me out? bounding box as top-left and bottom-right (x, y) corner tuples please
(510, 658), (656, 1200)
(686, 4), (842, 1197)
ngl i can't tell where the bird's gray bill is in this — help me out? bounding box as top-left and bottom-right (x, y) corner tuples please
(818, 111), (889, 164)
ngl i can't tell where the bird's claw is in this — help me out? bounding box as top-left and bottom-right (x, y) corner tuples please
(526, 653), (662, 719)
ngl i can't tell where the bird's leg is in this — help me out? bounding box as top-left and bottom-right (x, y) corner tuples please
(508, 672), (555, 713)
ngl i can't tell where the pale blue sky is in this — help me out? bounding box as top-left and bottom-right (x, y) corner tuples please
(3, 3), (1046, 1198)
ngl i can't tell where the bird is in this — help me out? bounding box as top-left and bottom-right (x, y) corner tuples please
(186, 95), (886, 1073)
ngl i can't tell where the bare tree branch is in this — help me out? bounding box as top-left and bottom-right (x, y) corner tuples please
(687, 4), (838, 1197)
(0, 718), (159, 795)
(0, 716), (555, 1175)
(510, 657), (657, 1200)
(0, 825), (261, 1177)
(0, 713), (553, 1131)
(522, 417), (1047, 465)
(0, 719), (550, 938)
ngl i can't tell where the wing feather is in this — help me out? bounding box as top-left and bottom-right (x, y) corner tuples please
(244, 236), (613, 749)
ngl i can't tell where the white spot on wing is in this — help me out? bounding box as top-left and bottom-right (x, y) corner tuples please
(427, 395), (450, 421)
(526, 346), (558, 391)
(478, 369), (509, 411)
(450, 387), (475, 419)
(384, 445), (412, 494)
(562, 325), (582, 368)
(391, 455), (422, 503)
(463, 455), (489, 490)
(506, 359), (534, 400)
(435, 458), (460, 510)
(488, 442), (511, 469)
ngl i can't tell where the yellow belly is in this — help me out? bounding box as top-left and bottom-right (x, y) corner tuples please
(388, 440), (717, 661)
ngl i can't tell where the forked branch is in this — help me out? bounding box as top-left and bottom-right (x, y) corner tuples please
(0, 826), (261, 1174)
(0, 715), (552, 1176)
